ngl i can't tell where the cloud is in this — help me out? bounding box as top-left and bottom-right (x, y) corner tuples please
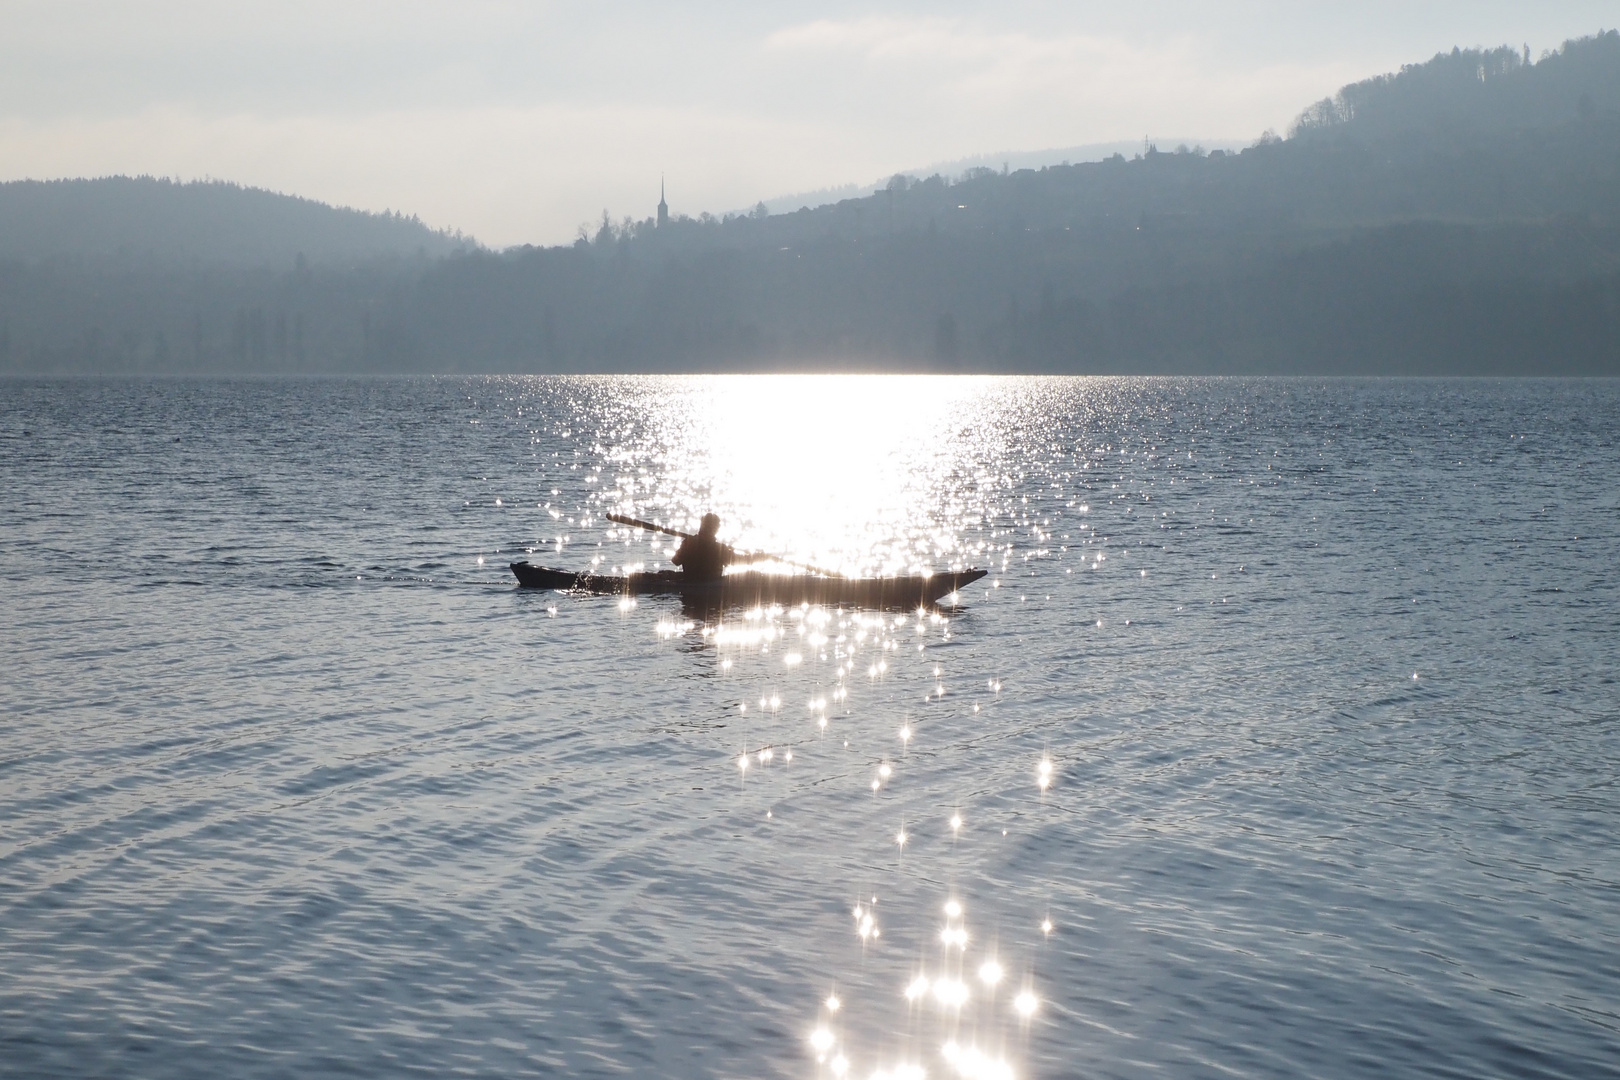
(769, 15), (1134, 66)
(765, 15), (1359, 139)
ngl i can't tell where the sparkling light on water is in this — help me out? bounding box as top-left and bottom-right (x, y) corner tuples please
(11, 377), (1617, 1080)
(593, 375), (1000, 577)
(575, 379), (1151, 1080)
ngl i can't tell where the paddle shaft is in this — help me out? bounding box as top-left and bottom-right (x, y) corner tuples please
(605, 513), (843, 578)
(607, 512), (690, 540)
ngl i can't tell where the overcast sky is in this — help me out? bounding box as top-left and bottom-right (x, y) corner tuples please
(1, 1), (1612, 246)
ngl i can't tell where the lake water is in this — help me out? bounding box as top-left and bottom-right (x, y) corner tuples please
(2, 375), (1617, 1080)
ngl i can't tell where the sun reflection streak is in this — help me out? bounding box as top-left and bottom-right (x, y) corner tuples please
(553, 378), (1087, 1080)
(812, 886), (1043, 1077)
(941, 1041), (1015, 1080)
(853, 904), (880, 943)
(585, 375), (1002, 578)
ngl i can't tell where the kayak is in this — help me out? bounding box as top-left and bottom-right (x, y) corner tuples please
(509, 562), (988, 609)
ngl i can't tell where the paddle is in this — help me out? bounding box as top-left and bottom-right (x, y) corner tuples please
(606, 512), (845, 578)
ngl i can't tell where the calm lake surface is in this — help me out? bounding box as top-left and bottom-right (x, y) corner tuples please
(2, 375), (1617, 1080)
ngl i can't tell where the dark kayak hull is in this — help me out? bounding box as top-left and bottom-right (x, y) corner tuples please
(509, 562), (987, 608)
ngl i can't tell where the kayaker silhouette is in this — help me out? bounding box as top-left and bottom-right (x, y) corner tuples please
(671, 513), (733, 582)
(526, 510), (987, 600)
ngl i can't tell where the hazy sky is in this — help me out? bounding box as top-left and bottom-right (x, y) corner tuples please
(1, 2), (1612, 246)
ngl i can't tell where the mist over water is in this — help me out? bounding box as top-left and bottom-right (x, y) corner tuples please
(2, 375), (1617, 1079)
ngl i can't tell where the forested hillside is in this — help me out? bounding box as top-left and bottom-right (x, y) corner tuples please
(0, 177), (469, 372)
(4, 32), (1619, 375)
(0, 177), (468, 267)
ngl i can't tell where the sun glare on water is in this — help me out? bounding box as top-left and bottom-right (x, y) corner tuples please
(603, 374), (1003, 577)
(512, 375), (1071, 1077)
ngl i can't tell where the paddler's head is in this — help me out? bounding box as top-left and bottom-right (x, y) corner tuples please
(699, 513), (720, 538)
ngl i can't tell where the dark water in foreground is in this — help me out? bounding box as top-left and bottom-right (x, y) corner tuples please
(1, 375), (1617, 1080)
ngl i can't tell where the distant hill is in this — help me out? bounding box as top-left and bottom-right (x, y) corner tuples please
(756, 138), (1240, 216)
(0, 176), (473, 268)
(3, 32), (1619, 375)
(648, 31), (1620, 254)
(372, 32), (1620, 375)
(1292, 34), (1620, 141)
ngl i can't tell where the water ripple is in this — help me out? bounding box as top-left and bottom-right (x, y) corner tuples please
(1, 376), (1617, 1079)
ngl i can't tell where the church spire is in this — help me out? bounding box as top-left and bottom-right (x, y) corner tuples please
(657, 175), (669, 228)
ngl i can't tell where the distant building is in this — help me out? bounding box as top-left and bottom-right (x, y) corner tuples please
(657, 179), (669, 228)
